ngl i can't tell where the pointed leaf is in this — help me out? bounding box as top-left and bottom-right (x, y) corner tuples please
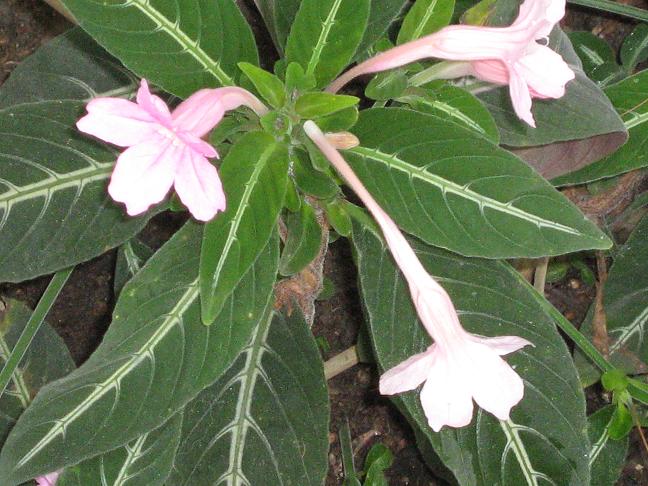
(168, 310), (329, 485)
(621, 24), (648, 73)
(0, 28), (134, 109)
(0, 101), (153, 282)
(355, 0), (409, 61)
(251, 0), (302, 55)
(59, 0), (258, 97)
(351, 217), (590, 485)
(200, 132), (288, 324)
(0, 299), (75, 446)
(0, 223), (279, 485)
(347, 107), (610, 258)
(553, 69), (648, 186)
(286, 0), (371, 86)
(279, 201), (323, 276)
(57, 413), (183, 486)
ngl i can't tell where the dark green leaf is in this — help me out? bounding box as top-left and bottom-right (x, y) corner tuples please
(293, 149), (339, 199)
(363, 443), (393, 486)
(295, 93), (359, 119)
(0, 101), (153, 283)
(365, 71), (408, 101)
(621, 24), (648, 73)
(0, 28), (134, 109)
(0, 299), (75, 446)
(568, 32), (621, 85)
(351, 218), (590, 485)
(59, 0), (258, 97)
(588, 405), (629, 486)
(325, 199), (352, 237)
(397, 0), (454, 44)
(114, 238), (154, 297)
(279, 201), (323, 276)
(57, 413), (182, 486)
(354, 0), (408, 60)
(339, 420), (360, 485)
(238, 62), (286, 109)
(286, 0), (371, 86)
(347, 108), (610, 258)
(200, 132), (288, 324)
(400, 82), (500, 143)
(552, 69), (648, 186)
(315, 106), (360, 132)
(251, 0), (302, 55)
(167, 310), (329, 485)
(0, 223), (279, 485)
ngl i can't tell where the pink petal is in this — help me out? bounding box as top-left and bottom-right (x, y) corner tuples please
(179, 131), (219, 158)
(136, 79), (172, 124)
(516, 44), (575, 99)
(35, 471), (60, 486)
(380, 346), (436, 395)
(76, 98), (159, 147)
(173, 149), (226, 221)
(172, 89), (227, 138)
(471, 334), (533, 355)
(419, 349), (474, 431)
(466, 342), (526, 421)
(108, 138), (178, 215)
(508, 66), (536, 127)
(514, 0), (565, 38)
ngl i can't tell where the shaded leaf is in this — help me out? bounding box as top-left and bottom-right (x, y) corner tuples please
(251, 0), (302, 55)
(279, 201), (323, 276)
(351, 217), (590, 485)
(0, 223), (279, 485)
(0, 101), (153, 283)
(59, 0), (258, 97)
(0, 299), (75, 446)
(286, 0), (371, 86)
(568, 32), (622, 85)
(113, 238), (154, 298)
(347, 108), (610, 258)
(200, 132), (288, 324)
(588, 405), (629, 486)
(621, 24), (648, 73)
(168, 310), (329, 485)
(0, 28), (134, 108)
(57, 413), (182, 486)
(355, 0), (408, 60)
(552, 69), (648, 186)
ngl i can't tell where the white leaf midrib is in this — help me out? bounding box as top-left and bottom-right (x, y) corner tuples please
(306, 0), (344, 77)
(352, 146), (583, 236)
(15, 279), (200, 470)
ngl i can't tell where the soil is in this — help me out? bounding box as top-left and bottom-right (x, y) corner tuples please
(1, 1), (647, 485)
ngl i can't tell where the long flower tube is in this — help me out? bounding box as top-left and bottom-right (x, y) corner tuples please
(327, 0), (574, 127)
(303, 121), (532, 431)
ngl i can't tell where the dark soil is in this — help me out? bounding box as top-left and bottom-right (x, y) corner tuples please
(1, 1), (647, 485)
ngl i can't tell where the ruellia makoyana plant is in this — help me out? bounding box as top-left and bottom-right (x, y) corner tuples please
(1, 0), (648, 484)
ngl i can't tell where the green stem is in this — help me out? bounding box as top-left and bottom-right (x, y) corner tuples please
(0, 267), (73, 399)
(567, 0), (648, 22)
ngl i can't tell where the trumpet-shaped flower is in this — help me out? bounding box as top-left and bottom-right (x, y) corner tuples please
(303, 120), (532, 431)
(327, 0), (574, 127)
(77, 79), (268, 221)
(35, 471), (59, 486)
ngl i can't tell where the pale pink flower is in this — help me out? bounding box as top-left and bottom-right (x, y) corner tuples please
(303, 121), (532, 431)
(327, 0), (574, 127)
(77, 79), (268, 221)
(35, 471), (59, 486)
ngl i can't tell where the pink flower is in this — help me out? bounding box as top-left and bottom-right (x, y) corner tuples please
(77, 80), (268, 221)
(35, 471), (60, 486)
(327, 0), (574, 127)
(303, 120), (532, 431)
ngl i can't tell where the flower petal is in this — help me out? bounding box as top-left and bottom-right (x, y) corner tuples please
(470, 334), (533, 355)
(516, 44), (575, 99)
(174, 149), (226, 221)
(467, 342), (525, 421)
(108, 138), (177, 215)
(508, 65), (536, 127)
(136, 79), (172, 124)
(380, 346), (436, 395)
(419, 350), (474, 431)
(172, 89), (226, 138)
(76, 98), (159, 147)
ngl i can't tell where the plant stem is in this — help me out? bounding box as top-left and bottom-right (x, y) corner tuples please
(0, 267), (73, 399)
(324, 345), (359, 380)
(567, 0), (648, 22)
(533, 257), (549, 295)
